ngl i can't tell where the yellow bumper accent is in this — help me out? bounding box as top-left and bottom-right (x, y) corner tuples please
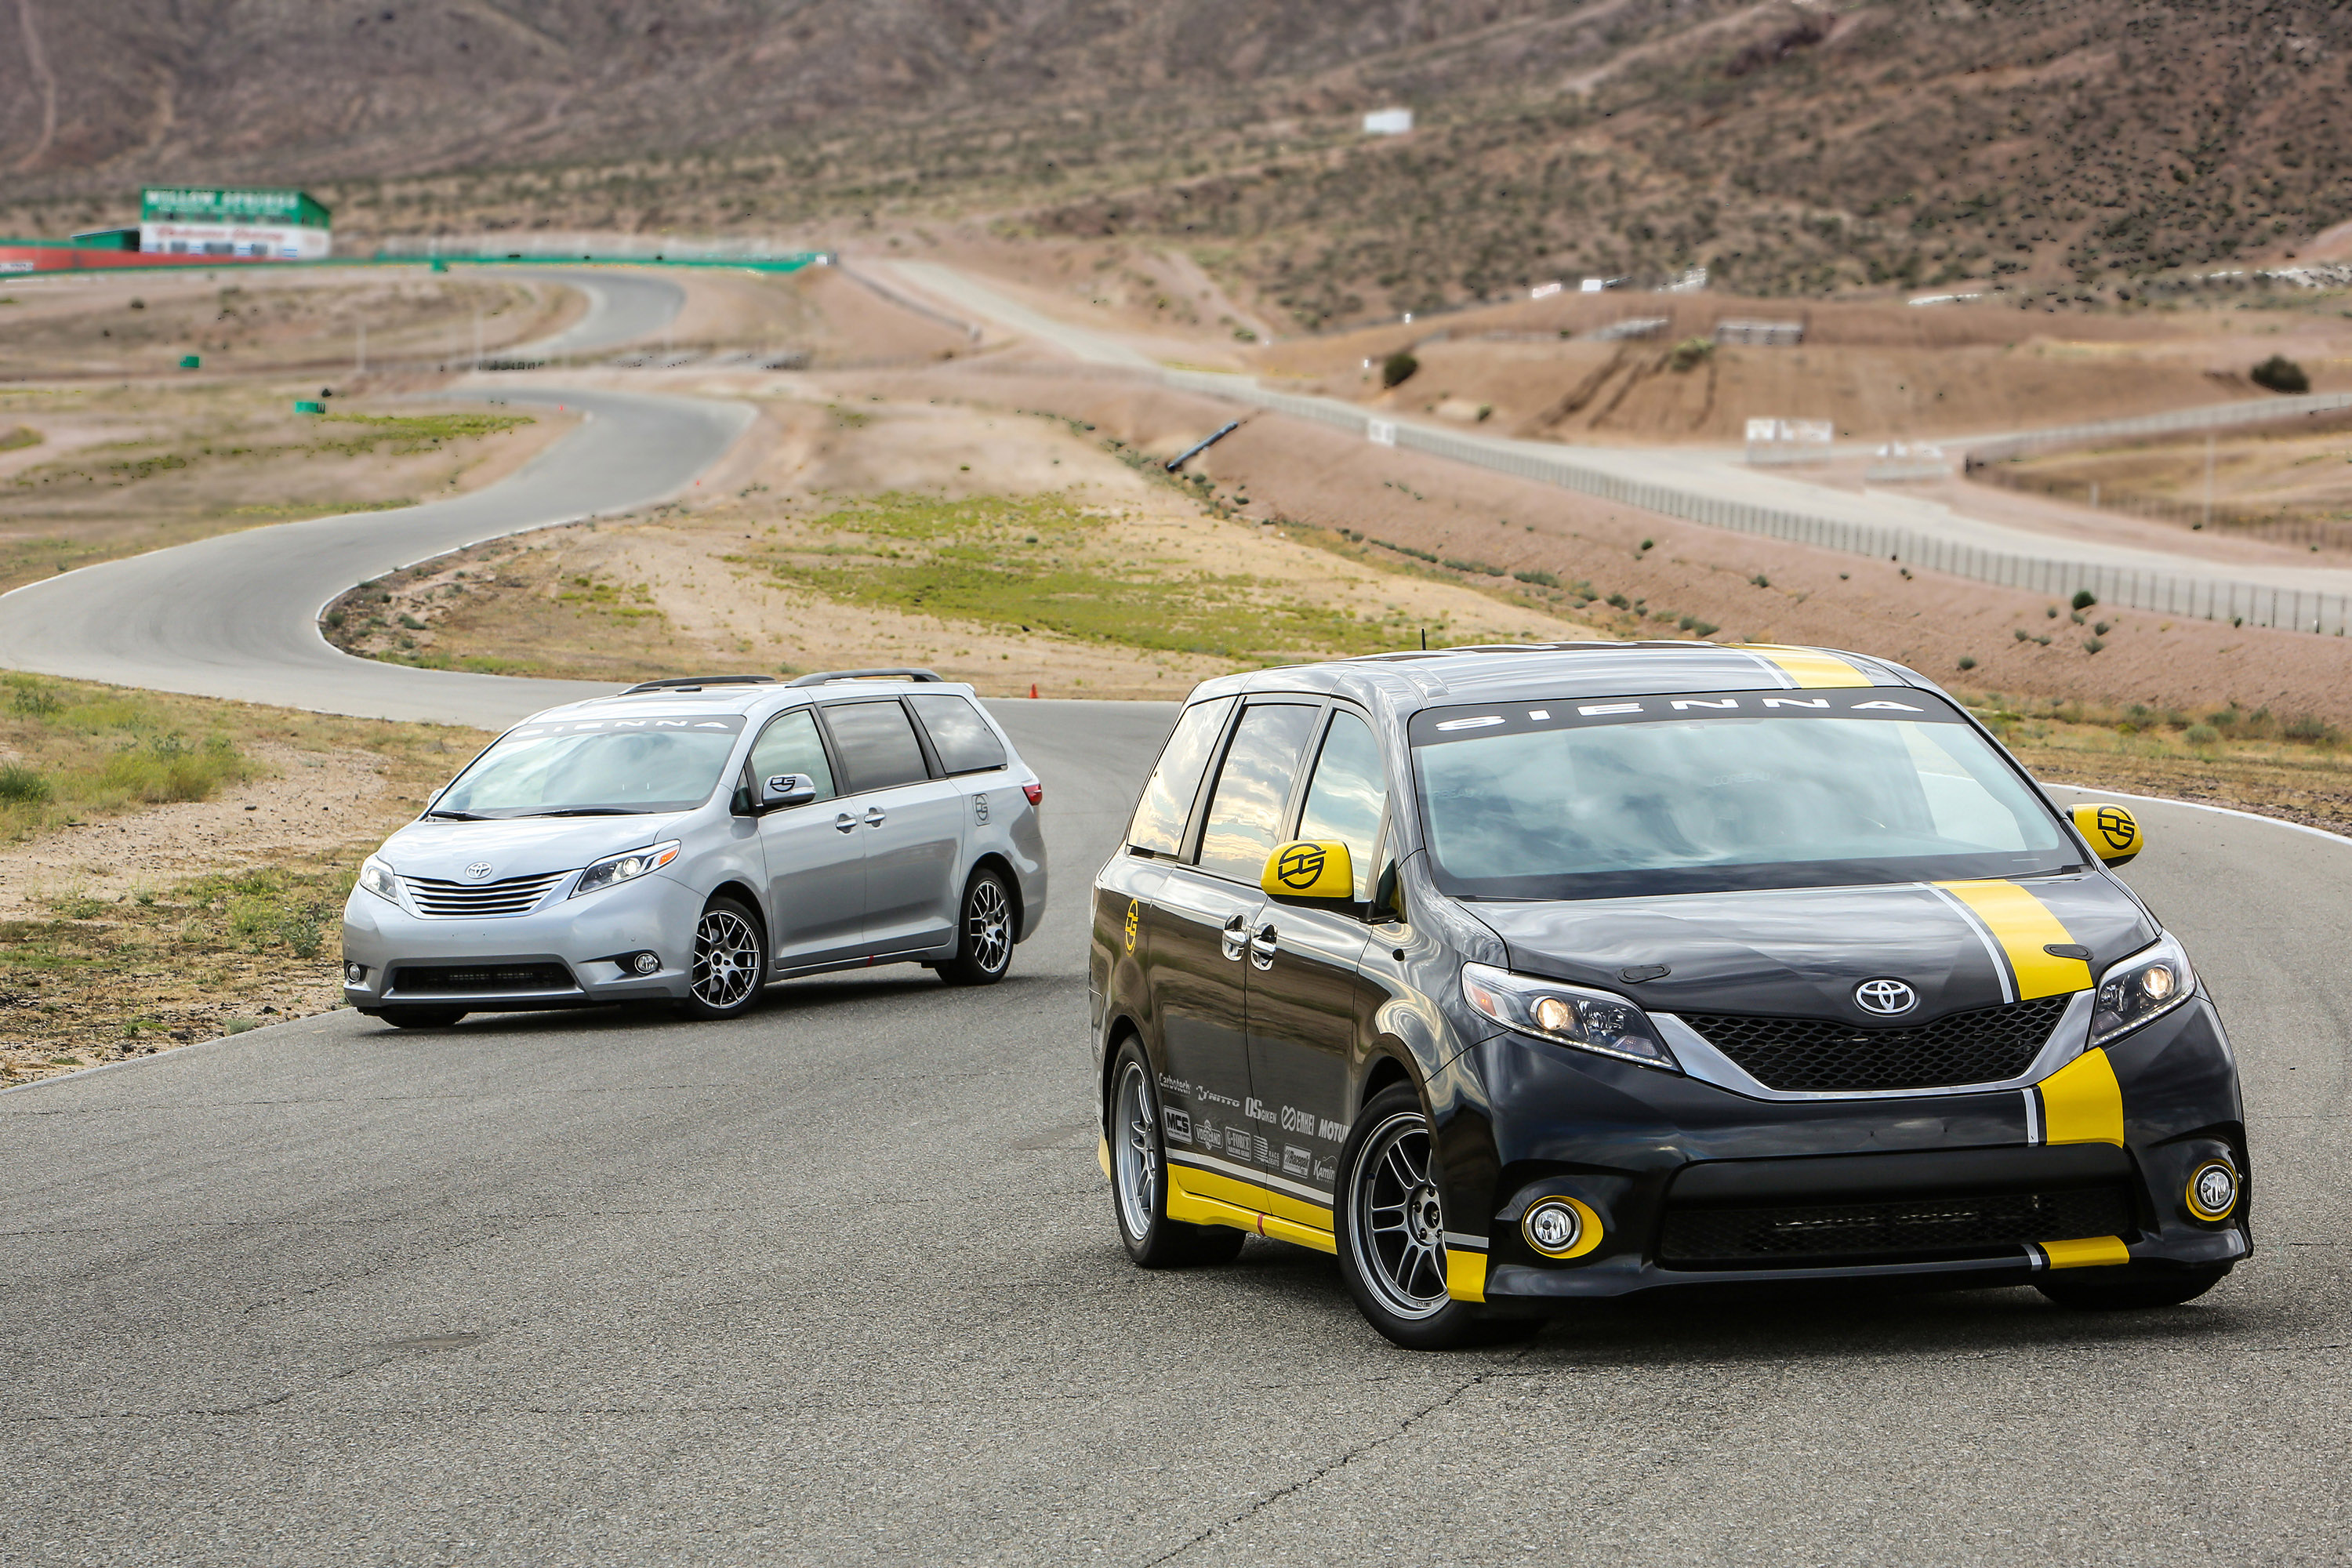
(2038, 1047), (2125, 1145)
(1167, 1163), (1337, 1252)
(1445, 1247), (1489, 1302)
(1747, 645), (1873, 688)
(1936, 878), (2093, 1000)
(2040, 1235), (2131, 1269)
(1097, 1135), (1111, 1181)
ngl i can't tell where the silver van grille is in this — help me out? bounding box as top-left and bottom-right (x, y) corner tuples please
(401, 869), (570, 918)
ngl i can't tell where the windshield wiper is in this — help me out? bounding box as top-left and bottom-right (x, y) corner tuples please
(517, 807), (645, 818)
(422, 809), (489, 820)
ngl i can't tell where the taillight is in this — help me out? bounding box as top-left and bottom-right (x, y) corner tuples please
(1022, 781), (1043, 805)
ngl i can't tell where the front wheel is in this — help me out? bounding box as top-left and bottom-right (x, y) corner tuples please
(1334, 1084), (1496, 1351)
(1108, 1039), (1245, 1268)
(936, 869), (1014, 987)
(676, 895), (767, 1021)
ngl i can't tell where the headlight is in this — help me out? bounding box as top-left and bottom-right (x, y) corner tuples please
(2090, 932), (2195, 1047)
(357, 856), (401, 905)
(1460, 962), (1679, 1071)
(571, 840), (681, 898)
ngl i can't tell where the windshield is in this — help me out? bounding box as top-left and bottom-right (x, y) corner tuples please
(434, 714), (746, 818)
(1410, 688), (2078, 899)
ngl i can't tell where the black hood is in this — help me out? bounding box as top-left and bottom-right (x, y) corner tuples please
(1468, 874), (2157, 1024)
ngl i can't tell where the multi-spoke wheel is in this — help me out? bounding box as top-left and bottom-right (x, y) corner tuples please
(1106, 1038), (1245, 1268)
(1334, 1083), (1497, 1350)
(676, 895), (767, 1021)
(938, 869), (1015, 987)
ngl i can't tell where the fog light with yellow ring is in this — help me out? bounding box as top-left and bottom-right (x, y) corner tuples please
(1522, 1196), (1603, 1260)
(2186, 1160), (2239, 1222)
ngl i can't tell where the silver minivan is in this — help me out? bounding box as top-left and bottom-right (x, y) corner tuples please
(340, 670), (1048, 1027)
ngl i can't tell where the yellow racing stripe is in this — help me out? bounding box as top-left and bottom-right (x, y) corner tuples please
(2037, 1047), (2125, 1145)
(2039, 1236), (2130, 1269)
(1745, 645), (1874, 688)
(1445, 1247), (1489, 1302)
(1936, 878), (2093, 1000)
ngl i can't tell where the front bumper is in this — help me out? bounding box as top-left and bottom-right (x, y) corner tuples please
(1436, 995), (2249, 1302)
(340, 871), (705, 1014)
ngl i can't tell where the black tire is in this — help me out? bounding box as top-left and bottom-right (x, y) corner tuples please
(2036, 1266), (2228, 1311)
(1334, 1083), (1497, 1351)
(937, 867), (1015, 987)
(674, 895), (768, 1021)
(1106, 1038), (1246, 1268)
(380, 1006), (466, 1029)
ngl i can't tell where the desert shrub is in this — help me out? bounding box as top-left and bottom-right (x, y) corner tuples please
(0, 764), (51, 803)
(2071, 590), (2097, 610)
(1956, 655), (1976, 670)
(2184, 724), (2221, 746)
(2250, 354), (2310, 394)
(1668, 338), (1714, 372)
(1513, 568), (1559, 587)
(1380, 350), (1418, 388)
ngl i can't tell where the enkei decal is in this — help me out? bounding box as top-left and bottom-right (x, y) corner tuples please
(1163, 1108), (1192, 1144)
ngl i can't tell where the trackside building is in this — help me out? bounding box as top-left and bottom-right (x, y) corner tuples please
(139, 188), (332, 260)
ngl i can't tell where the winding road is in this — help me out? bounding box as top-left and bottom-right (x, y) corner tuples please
(1, 268), (2348, 1563)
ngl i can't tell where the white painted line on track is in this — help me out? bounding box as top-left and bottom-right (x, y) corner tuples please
(2046, 782), (2352, 851)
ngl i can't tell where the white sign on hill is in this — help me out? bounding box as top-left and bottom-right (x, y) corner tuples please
(1363, 108), (1414, 136)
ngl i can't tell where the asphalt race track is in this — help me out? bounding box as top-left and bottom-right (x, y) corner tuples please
(2, 706), (2348, 1561)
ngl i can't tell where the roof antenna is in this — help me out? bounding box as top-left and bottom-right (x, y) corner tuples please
(1420, 627), (1427, 651)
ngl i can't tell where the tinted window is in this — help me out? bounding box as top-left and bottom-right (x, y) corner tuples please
(747, 708), (837, 800)
(909, 694), (1007, 775)
(1196, 702), (1319, 882)
(823, 701), (931, 793)
(1296, 711), (1387, 900)
(1126, 696), (1235, 856)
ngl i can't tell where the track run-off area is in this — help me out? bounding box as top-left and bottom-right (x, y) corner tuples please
(2, 269), (2349, 1564)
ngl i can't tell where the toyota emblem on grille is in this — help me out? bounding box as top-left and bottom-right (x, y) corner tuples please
(464, 862), (495, 881)
(1854, 978), (1918, 1016)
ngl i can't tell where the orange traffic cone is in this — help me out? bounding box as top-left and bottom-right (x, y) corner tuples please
(1029, 682), (1039, 699)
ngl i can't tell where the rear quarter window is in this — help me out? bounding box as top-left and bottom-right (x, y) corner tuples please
(1126, 696), (1236, 856)
(910, 693), (1008, 775)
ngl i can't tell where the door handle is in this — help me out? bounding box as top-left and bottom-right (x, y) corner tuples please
(863, 805), (887, 828)
(1219, 914), (1248, 962)
(1249, 922), (1278, 971)
(834, 811), (858, 834)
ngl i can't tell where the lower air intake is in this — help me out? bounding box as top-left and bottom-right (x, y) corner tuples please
(1659, 1184), (2135, 1268)
(389, 963), (575, 995)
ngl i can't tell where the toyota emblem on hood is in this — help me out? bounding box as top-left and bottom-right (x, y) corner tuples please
(1854, 978), (1918, 1016)
(465, 862), (495, 880)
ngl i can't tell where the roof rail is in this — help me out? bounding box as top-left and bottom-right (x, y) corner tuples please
(785, 667), (946, 687)
(619, 674), (782, 694)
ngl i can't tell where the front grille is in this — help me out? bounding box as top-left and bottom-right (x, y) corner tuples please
(1660, 1184), (2135, 1268)
(1680, 993), (2073, 1093)
(389, 962), (575, 994)
(401, 869), (570, 918)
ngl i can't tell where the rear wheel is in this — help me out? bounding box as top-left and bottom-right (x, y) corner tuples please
(676, 895), (767, 1021)
(937, 869), (1015, 987)
(379, 1006), (466, 1029)
(1108, 1039), (1244, 1268)
(1334, 1085), (1496, 1350)
(2036, 1266), (2227, 1311)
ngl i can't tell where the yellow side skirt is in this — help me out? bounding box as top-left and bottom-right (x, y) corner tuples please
(1167, 1165), (1338, 1255)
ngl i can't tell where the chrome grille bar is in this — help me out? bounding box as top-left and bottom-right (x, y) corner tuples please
(399, 869), (570, 918)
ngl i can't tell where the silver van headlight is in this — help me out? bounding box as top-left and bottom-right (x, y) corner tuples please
(572, 841), (681, 898)
(357, 856), (401, 905)
(2090, 933), (2195, 1047)
(1461, 961), (1679, 1071)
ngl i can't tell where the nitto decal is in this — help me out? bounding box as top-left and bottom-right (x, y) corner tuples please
(1163, 1108), (1192, 1144)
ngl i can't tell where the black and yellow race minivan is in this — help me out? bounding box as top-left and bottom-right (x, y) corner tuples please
(1087, 643), (2248, 1348)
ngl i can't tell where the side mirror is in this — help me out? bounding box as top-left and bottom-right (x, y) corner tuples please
(1261, 838), (1355, 902)
(760, 773), (819, 812)
(2071, 802), (2142, 867)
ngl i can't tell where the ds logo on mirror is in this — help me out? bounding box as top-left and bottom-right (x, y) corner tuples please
(1276, 844), (1326, 889)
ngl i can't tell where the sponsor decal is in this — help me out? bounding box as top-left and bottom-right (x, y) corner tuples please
(1197, 1089), (1241, 1109)
(2090, 805), (2138, 855)
(1254, 1136), (1273, 1166)
(1195, 1118), (1218, 1148)
(1280, 1105), (1316, 1134)
(1163, 1108), (1192, 1144)
(1156, 1073), (1194, 1099)
(1414, 687), (1944, 746)
(1317, 1117), (1347, 1141)
(1224, 1127), (1253, 1159)
(1122, 899), (1139, 953)
(1312, 1156), (1338, 1185)
(1244, 1097), (1278, 1125)
(1275, 842), (1327, 891)
(1282, 1145), (1312, 1178)
(973, 793), (990, 826)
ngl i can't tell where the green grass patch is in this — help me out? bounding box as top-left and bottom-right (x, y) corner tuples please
(0, 675), (257, 839)
(736, 492), (1424, 662)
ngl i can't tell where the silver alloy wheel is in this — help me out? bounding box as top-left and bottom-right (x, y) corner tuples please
(691, 908), (761, 1009)
(1349, 1110), (1450, 1320)
(966, 877), (1011, 975)
(1112, 1059), (1160, 1241)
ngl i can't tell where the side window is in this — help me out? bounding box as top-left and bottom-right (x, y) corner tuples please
(747, 708), (837, 800)
(909, 693), (1007, 775)
(1296, 710), (1387, 901)
(1196, 702), (1320, 883)
(822, 701), (931, 793)
(1126, 695), (1236, 856)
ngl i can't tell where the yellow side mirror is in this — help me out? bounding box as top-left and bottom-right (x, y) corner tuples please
(2071, 802), (2143, 867)
(1261, 839), (1355, 901)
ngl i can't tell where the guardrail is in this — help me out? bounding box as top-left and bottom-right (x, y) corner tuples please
(1160, 369), (2352, 637)
(1965, 391), (2352, 462)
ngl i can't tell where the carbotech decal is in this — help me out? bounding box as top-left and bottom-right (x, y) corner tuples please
(1930, 879), (2093, 1001)
(1742, 645), (1875, 689)
(2031, 1047), (2125, 1146)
